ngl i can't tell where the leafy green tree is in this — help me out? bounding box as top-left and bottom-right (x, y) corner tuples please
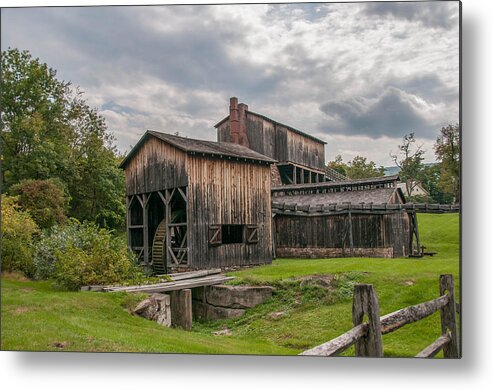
(1, 48), (126, 229)
(1, 48), (74, 189)
(1, 195), (40, 277)
(345, 155), (385, 179)
(391, 133), (425, 197)
(327, 155), (385, 179)
(9, 178), (69, 229)
(434, 124), (460, 203)
(420, 163), (454, 204)
(327, 155), (347, 176)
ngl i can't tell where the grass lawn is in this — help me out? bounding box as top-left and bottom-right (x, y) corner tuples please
(1, 213), (459, 357)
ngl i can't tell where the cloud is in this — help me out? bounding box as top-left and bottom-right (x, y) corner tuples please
(1, 2), (459, 165)
(363, 2), (459, 29)
(320, 87), (444, 139)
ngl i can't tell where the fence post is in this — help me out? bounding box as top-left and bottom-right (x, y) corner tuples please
(439, 274), (460, 358)
(352, 284), (383, 357)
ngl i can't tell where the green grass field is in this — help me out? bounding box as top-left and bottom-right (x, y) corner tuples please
(1, 213), (459, 356)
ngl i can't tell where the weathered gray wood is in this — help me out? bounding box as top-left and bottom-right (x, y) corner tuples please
(380, 294), (449, 334)
(143, 193), (149, 264)
(348, 208), (354, 256)
(439, 274), (460, 358)
(352, 284), (383, 357)
(170, 289), (192, 331)
(299, 323), (367, 356)
(415, 333), (451, 358)
(105, 275), (234, 293)
(165, 269), (222, 281)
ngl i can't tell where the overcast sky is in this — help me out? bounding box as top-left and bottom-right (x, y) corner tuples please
(1, 1), (460, 166)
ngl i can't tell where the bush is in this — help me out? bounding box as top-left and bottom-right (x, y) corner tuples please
(10, 178), (69, 229)
(33, 220), (144, 290)
(1, 196), (40, 277)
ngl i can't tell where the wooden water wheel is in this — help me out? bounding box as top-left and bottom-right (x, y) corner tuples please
(151, 219), (167, 274)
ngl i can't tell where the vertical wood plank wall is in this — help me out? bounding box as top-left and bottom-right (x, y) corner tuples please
(124, 137), (188, 195)
(187, 156), (273, 268)
(217, 113), (325, 170)
(274, 212), (412, 258)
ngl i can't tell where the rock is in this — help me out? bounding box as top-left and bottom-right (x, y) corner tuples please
(269, 311), (286, 320)
(192, 301), (245, 321)
(299, 275), (334, 288)
(213, 328), (233, 336)
(133, 293), (171, 327)
(205, 285), (274, 309)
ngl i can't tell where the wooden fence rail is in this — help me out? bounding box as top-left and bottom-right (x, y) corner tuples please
(300, 274), (460, 358)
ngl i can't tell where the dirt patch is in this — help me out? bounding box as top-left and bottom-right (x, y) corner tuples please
(51, 341), (68, 349)
(269, 311), (286, 320)
(13, 307), (30, 315)
(20, 288), (35, 293)
(2, 272), (30, 282)
(403, 280), (415, 286)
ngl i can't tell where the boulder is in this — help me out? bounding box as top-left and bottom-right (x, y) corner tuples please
(205, 285), (273, 309)
(193, 301), (245, 321)
(133, 293), (171, 327)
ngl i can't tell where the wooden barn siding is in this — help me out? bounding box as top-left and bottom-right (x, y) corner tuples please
(217, 114), (325, 169)
(274, 212), (411, 258)
(124, 137), (188, 195)
(187, 156), (273, 268)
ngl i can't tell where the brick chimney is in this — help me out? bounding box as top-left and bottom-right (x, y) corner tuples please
(229, 97), (249, 148)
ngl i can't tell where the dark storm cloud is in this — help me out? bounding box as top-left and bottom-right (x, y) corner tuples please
(1, 6), (281, 95)
(320, 87), (432, 138)
(1, 2), (459, 165)
(363, 2), (458, 29)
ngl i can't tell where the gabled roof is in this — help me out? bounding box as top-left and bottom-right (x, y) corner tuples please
(119, 130), (277, 169)
(214, 109), (327, 145)
(272, 187), (406, 208)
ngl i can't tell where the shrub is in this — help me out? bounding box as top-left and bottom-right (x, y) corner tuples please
(33, 220), (144, 290)
(1, 195), (40, 277)
(10, 178), (69, 229)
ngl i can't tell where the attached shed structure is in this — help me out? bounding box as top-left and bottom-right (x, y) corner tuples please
(272, 185), (414, 259)
(120, 130), (276, 273)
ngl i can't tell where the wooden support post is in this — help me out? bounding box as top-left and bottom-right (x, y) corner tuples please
(170, 289), (192, 331)
(126, 196), (132, 250)
(439, 274), (460, 358)
(352, 284), (383, 357)
(165, 189), (171, 268)
(293, 166), (297, 185)
(142, 193), (149, 264)
(348, 207), (354, 257)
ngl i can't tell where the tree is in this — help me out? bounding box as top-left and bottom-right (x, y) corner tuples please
(434, 124), (460, 203)
(1, 195), (40, 277)
(327, 155), (347, 176)
(419, 163), (454, 204)
(1, 48), (126, 229)
(391, 133), (425, 197)
(345, 156), (385, 179)
(327, 155), (385, 179)
(9, 178), (69, 229)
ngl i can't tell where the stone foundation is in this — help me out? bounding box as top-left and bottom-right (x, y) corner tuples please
(192, 285), (274, 321)
(276, 247), (394, 259)
(133, 293), (171, 327)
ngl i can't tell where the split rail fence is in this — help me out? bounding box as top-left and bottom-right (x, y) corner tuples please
(300, 274), (460, 358)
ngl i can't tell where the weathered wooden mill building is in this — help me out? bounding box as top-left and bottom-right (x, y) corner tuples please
(271, 176), (413, 258)
(121, 97), (416, 273)
(215, 97), (327, 186)
(120, 131), (275, 273)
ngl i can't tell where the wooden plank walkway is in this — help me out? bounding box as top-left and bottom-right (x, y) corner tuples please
(87, 269), (233, 294)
